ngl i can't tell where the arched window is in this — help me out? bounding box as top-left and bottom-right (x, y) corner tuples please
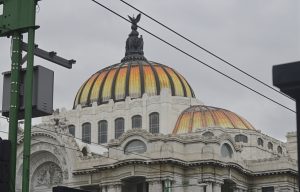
(149, 112), (159, 134)
(68, 124), (75, 137)
(115, 118), (124, 139)
(257, 138), (264, 146)
(202, 131), (214, 137)
(82, 122), (91, 144)
(82, 147), (88, 156)
(268, 142), (273, 150)
(221, 143), (233, 158)
(98, 120), (108, 144)
(124, 140), (147, 155)
(132, 115), (142, 129)
(235, 134), (248, 143)
(277, 146), (283, 154)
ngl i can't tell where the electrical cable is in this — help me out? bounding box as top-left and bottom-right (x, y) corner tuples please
(119, 0), (295, 102)
(88, 0), (295, 113)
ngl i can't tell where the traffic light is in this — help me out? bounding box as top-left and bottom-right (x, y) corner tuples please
(0, 139), (11, 192)
(0, 0), (37, 36)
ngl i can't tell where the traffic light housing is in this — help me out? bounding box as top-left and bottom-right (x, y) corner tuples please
(0, 0), (37, 36)
(0, 139), (11, 192)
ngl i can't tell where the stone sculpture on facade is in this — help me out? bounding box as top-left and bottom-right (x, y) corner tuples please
(33, 162), (63, 189)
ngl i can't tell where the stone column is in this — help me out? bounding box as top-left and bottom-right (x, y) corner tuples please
(212, 182), (222, 192)
(253, 188), (261, 192)
(106, 184), (122, 192)
(206, 182), (213, 192)
(148, 180), (162, 192)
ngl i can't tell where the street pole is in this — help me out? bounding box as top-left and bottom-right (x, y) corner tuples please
(272, 61), (300, 187)
(22, 0), (37, 191)
(297, 100), (300, 185)
(21, 28), (35, 192)
(8, 32), (22, 192)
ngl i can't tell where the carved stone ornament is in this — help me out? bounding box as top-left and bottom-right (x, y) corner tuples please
(32, 162), (63, 190)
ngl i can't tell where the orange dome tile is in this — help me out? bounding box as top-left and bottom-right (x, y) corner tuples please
(74, 61), (195, 108)
(173, 105), (255, 134)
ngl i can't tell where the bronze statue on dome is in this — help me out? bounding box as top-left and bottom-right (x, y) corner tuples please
(122, 13), (146, 62)
(128, 14), (141, 31)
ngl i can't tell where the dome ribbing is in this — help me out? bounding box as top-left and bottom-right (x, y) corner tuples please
(74, 61), (195, 108)
(173, 105), (255, 134)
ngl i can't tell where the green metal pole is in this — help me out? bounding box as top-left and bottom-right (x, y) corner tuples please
(8, 32), (22, 192)
(22, 27), (35, 192)
(22, 0), (37, 189)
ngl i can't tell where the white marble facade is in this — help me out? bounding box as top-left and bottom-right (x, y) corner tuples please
(15, 56), (298, 192)
(15, 93), (298, 191)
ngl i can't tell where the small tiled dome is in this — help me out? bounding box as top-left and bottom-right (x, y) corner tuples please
(73, 61), (195, 108)
(173, 105), (255, 134)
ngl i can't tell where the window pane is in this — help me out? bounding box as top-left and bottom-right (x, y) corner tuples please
(124, 140), (147, 155)
(132, 115), (142, 129)
(115, 118), (124, 139)
(235, 134), (248, 143)
(277, 146), (282, 154)
(203, 131), (214, 137)
(82, 123), (91, 144)
(221, 143), (233, 158)
(268, 142), (273, 150)
(257, 138), (264, 146)
(68, 125), (75, 137)
(82, 147), (88, 156)
(98, 120), (107, 144)
(149, 112), (159, 133)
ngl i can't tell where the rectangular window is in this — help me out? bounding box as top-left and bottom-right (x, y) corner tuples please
(149, 113), (159, 133)
(262, 187), (274, 192)
(132, 115), (142, 129)
(98, 121), (107, 144)
(115, 118), (124, 139)
(69, 127), (75, 137)
(82, 123), (91, 144)
(68, 125), (75, 137)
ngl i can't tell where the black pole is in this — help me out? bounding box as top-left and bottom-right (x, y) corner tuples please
(296, 100), (300, 185)
(272, 61), (300, 188)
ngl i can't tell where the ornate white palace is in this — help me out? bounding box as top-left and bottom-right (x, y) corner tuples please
(16, 15), (298, 192)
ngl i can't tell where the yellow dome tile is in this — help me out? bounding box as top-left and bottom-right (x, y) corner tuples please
(73, 61), (195, 108)
(173, 105), (255, 134)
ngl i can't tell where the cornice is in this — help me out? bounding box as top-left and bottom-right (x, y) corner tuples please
(72, 157), (298, 177)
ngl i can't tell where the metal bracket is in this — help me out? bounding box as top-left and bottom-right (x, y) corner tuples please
(21, 42), (76, 69)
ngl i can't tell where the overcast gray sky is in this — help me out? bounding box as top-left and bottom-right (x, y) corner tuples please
(0, 0), (299, 141)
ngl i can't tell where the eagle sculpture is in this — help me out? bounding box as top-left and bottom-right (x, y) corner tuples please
(128, 13), (141, 31)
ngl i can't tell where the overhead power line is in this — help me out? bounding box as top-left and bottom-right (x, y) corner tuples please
(119, 0), (295, 102)
(89, 0), (295, 113)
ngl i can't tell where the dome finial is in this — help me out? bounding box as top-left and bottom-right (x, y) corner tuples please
(121, 13), (147, 62)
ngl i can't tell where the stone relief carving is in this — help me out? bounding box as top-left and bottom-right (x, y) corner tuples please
(32, 162), (63, 189)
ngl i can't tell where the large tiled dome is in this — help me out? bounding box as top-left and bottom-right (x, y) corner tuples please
(73, 61), (195, 108)
(73, 13), (196, 109)
(173, 105), (255, 134)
